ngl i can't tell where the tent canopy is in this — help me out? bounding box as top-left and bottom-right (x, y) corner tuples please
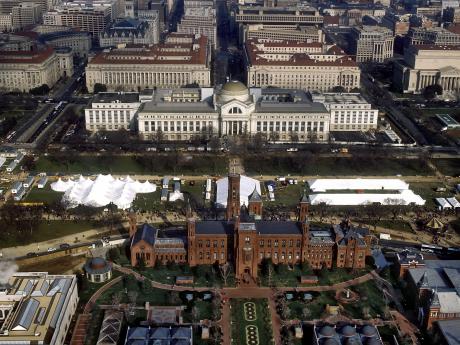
(308, 179), (409, 193)
(53, 174), (156, 209)
(216, 175), (261, 208)
(436, 198), (452, 209)
(446, 197), (460, 208)
(309, 190), (425, 206)
(426, 217), (444, 230)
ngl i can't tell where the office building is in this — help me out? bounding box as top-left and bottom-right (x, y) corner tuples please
(0, 272), (78, 345)
(43, 5), (112, 37)
(312, 93), (379, 131)
(409, 27), (460, 45)
(85, 34), (211, 92)
(350, 26), (394, 63)
(176, 6), (217, 49)
(244, 39), (361, 91)
(242, 24), (324, 43)
(12, 2), (42, 30)
(40, 30), (91, 57)
(394, 44), (460, 93)
(0, 45), (73, 92)
(99, 18), (159, 47)
(85, 92), (141, 131)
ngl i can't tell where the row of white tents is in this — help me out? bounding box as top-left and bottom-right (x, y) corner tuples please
(307, 179), (426, 206)
(51, 174), (156, 209)
(435, 197), (460, 210)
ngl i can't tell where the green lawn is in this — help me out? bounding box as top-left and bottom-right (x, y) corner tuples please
(34, 154), (228, 175)
(288, 292), (336, 320)
(23, 185), (63, 204)
(243, 156), (432, 176)
(0, 220), (100, 248)
(341, 280), (387, 319)
(230, 299), (274, 345)
(409, 181), (451, 209)
(361, 219), (414, 233)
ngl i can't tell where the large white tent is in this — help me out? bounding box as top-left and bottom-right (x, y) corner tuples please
(216, 175), (261, 208)
(51, 174), (156, 209)
(309, 190), (425, 206)
(308, 179), (410, 192)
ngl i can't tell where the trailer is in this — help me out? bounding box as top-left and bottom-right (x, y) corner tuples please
(13, 153), (24, 163)
(11, 181), (23, 194)
(37, 176), (48, 189)
(6, 160), (18, 172)
(23, 176), (34, 188)
(13, 187), (26, 201)
(206, 178), (212, 192)
(162, 177), (169, 189)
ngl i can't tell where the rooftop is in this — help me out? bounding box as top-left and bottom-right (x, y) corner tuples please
(436, 319), (460, 345)
(91, 92), (140, 104)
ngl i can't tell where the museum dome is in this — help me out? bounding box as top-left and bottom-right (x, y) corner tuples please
(218, 80), (250, 103)
(222, 80), (248, 92)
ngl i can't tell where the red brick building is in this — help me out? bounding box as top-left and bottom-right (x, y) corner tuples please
(130, 174), (373, 281)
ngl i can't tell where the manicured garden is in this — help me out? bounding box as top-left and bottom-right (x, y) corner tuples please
(230, 299), (274, 345)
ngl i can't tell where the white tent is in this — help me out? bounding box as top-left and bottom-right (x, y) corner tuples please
(216, 175), (261, 208)
(435, 198), (452, 210)
(51, 178), (76, 192)
(446, 197), (460, 209)
(308, 179), (410, 192)
(309, 190), (425, 206)
(54, 174), (156, 209)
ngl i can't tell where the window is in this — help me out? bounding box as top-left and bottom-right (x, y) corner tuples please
(260, 240), (264, 247)
(274, 240), (278, 247)
(245, 237), (250, 245)
(229, 106), (242, 114)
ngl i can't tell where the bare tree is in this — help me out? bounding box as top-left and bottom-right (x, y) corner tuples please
(219, 262), (232, 286)
(127, 290), (138, 304)
(302, 307), (311, 320)
(384, 198), (406, 220)
(191, 305), (200, 324)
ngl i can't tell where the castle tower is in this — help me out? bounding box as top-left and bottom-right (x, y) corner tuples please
(128, 210), (137, 237)
(248, 186), (262, 220)
(187, 218), (197, 266)
(226, 174), (240, 221)
(234, 222), (258, 283)
(299, 190), (309, 223)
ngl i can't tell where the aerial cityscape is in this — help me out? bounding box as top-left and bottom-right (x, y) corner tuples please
(0, 0), (460, 344)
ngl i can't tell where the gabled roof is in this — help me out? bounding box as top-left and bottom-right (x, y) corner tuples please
(131, 223), (156, 246)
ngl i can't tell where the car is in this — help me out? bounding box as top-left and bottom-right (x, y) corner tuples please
(102, 236), (110, 241)
(286, 148), (298, 152)
(26, 252), (37, 257)
(47, 247), (57, 252)
(59, 243), (70, 249)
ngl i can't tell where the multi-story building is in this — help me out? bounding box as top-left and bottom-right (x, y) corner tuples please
(0, 33), (34, 51)
(0, 45), (73, 92)
(381, 11), (411, 36)
(393, 44), (460, 93)
(85, 92), (141, 131)
(244, 38), (361, 91)
(11, 2), (42, 30)
(40, 30), (92, 57)
(321, 3), (386, 26)
(409, 27), (460, 45)
(407, 260), (460, 329)
(242, 24), (324, 43)
(130, 174), (373, 282)
(43, 5), (112, 38)
(0, 13), (12, 31)
(85, 34), (211, 92)
(0, 0), (50, 14)
(0, 272), (78, 345)
(334, 223), (372, 269)
(136, 9), (160, 42)
(350, 26), (394, 63)
(311, 92), (379, 131)
(99, 18), (159, 47)
(138, 81), (331, 142)
(396, 249), (425, 278)
(176, 7), (217, 49)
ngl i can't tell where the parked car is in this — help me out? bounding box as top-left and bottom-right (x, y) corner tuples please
(47, 247), (57, 252)
(26, 252), (37, 257)
(59, 243), (70, 249)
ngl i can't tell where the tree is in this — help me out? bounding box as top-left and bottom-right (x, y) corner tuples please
(423, 84), (443, 100)
(219, 262), (232, 286)
(191, 305), (200, 324)
(252, 132), (266, 152)
(127, 290), (138, 304)
(153, 128), (164, 143)
(107, 247), (120, 262)
(29, 84), (50, 95)
(21, 155), (36, 171)
(93, 83), (107, 94)
(331, 85), (346, 93)
(384, 198), (406, 220)
(289, 131), (299, 143)
(209, 136), (220, 151)
(302, 307), (311, 320)
(168, 291), (181, 305)
(269, 131), (280, 143)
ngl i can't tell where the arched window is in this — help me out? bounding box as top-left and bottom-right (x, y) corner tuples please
(229, 107), (242, 114)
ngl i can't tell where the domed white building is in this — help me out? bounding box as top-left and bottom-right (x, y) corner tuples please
(137, 80), (331, 142)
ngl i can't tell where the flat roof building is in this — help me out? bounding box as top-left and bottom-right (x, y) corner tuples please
(0, 272), (78, 345)
(350, 26), (394, 63)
